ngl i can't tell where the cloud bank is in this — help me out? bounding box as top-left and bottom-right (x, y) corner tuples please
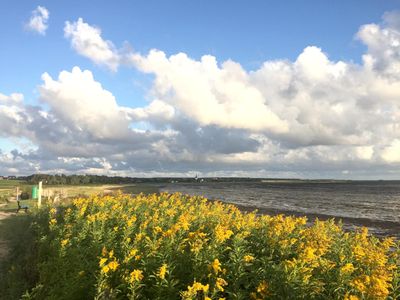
(2, 12), (400, 178)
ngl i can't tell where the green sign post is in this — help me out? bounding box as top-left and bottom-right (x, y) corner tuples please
(32, 186), (38, 199)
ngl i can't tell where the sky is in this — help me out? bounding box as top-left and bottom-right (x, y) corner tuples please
(1, 1), (400, 179)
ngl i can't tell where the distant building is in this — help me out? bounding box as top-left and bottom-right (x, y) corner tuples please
(0, 176), (4, 180)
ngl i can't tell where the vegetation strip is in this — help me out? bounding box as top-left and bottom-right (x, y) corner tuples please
(1, 193), (399, 299)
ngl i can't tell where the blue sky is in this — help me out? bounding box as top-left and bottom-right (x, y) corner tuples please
(2, 1), (399, 104)
(1, 1), (400, 178)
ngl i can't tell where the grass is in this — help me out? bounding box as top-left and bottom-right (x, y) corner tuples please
(0, 212), (39, 299)
(0, 180), (27, 205)
(116, 184), (161, 195)
(0, 179), (24, 187)
(40, 183), (161, 199)
(0, 199), (39, 213)
(0, 183), (161, 211)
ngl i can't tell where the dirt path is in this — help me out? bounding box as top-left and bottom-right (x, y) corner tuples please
(0, 204), (14, 261)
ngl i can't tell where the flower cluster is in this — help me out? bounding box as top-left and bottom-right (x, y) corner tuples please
(27, 193), (399, 299)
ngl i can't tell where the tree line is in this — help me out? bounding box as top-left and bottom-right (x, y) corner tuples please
(13, 174), (257, 185)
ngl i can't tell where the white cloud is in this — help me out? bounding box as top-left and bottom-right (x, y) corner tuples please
(382, 139), (400, 163)
(0, 93), (23, 104)
(131, 51), (289, 133)
(355, 146), (374, 160)
(0, 93), (28, 138)
(39, 67), (135, 140)
(130, 99), (175, 123)
(2, 12), (400, 177)
(64, 18), (120, 71)
(357, 11), (400, 79)
(26, 6), (49, 35)
(127, 43), (399, 149)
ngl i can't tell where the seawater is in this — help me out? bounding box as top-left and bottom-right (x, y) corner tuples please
(161, 181), (400, 238)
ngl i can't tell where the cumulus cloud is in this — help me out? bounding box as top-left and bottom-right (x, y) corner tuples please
(127, 44), (399, 150)
(0, 93), (29, 137)
(39, 67), (133, 140)
(132, 52), (289, 133)
(64, 18), (120, 71)
(26, 6), (49, 35)
(2, 13), (400, 177)
(357, 11), (400, 79)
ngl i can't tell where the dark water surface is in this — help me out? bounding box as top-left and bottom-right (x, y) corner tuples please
(161, 181), (400, 238)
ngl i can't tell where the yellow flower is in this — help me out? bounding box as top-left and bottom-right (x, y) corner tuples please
(129, 269), (144, 283)
(49, 218), (57, 226)
(127, 215), (137, 226)
(340, 263), (355, 275)
(243, 255), (255, 263)
(351, 276), (367, 294)
(181, 281), (209, 299)
(257, 281), (268, 297)
(60, 239), (69, 247)
(215, 277), (228, 291)
(157, 263), (167, 280)
(87, 214), (96, 223)
(211, 259), (222, 274)
(154, 226), (163, 234)
(300, 246), (316, 262)
(108, 260), (119, 272)
(101, 265), (110, 274)
(99, 257), (107, 267)
(214, 224), (233, 243)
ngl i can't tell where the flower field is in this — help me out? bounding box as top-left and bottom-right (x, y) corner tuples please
(6, 193), (400, 299)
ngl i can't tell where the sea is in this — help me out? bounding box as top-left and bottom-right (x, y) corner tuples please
(160, 180), (400, 239)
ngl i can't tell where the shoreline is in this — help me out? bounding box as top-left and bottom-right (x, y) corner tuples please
(221, 201), (400, 239)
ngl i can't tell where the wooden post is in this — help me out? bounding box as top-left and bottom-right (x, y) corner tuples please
(38, 181), (42, 208)
(16, 186), (19, 202)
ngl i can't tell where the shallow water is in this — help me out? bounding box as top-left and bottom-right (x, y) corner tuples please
(161, 181), (400, 238)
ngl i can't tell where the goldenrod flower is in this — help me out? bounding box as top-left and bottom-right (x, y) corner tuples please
(211, 259), (222, 274)
(215, 277), (228, 291)
(257, 281), (268, 297)
(108, 260), (119, 272)
(99, 257), (107, 267)
(129, 269), (143, 283)
(181, 281), (209, 299)
(101, 265), (110, 274)
(157, 263), (167, 280)
(243, 255), (255, 263)
(340, 263), (355, 275)
(60, 239), (69, 247)
(214, 224), (233, 243)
